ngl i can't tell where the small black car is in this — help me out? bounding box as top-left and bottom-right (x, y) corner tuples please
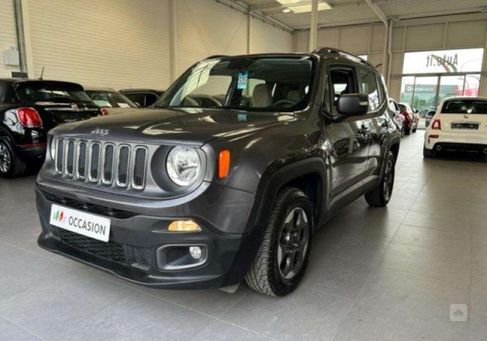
(0, 79), (102, 177)
(36, 49), (401, 296)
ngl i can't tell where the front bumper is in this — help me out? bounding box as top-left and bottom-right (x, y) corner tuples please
(424, 131), (487, 153)
(36, 181), (261, 289)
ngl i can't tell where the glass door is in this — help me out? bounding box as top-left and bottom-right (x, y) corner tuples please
(411, 76), (438, 113)
(438, 75), (464, 104)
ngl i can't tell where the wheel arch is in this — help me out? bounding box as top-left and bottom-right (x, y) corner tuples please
(248, 157), (329, 234)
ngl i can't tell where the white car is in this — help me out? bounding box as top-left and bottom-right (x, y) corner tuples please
(424, 96), (487, 158)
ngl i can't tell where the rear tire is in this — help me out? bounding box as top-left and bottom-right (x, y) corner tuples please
(365, 151), (395, 207)
(404, 128), (411, 135)
(0, 140), (26, 178)
(423, 147), (434, 158)
(245, 187), (313, 296)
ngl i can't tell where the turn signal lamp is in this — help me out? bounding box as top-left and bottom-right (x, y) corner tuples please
(168, 220), (201, 232)
(218, 149), (231, 178)
(431, 119), (441, 130)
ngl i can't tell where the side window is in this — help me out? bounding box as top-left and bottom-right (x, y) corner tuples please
(145, 94), (159, 107)
(329, 68), (356, 114)
(357, 67), (380, 111)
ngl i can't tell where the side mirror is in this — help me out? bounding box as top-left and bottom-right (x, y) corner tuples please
(337, 93), (369, 116)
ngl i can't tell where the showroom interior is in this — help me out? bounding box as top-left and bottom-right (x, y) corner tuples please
(1, 0), (487, 340)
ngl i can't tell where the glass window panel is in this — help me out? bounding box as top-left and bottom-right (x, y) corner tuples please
(438, 75), (465, 103)
(399, 76), (415, 104)
(411, 76), (438, 112)
(464, 74), (480, 97)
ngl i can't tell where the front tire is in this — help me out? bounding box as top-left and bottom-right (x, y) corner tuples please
(0, 140), (26, 178)
(245, 187), (313, 296)
(365, 151), (395, 207)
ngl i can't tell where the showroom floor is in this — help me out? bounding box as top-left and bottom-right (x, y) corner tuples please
(1, 131), (486, 341)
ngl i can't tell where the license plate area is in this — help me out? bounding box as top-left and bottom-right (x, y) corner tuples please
(50, 204), (111, 242)
(451, 123), (479, 130)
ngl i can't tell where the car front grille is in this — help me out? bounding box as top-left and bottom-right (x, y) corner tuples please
(54, 138), (147, 190)
(57, 228), (127, 264)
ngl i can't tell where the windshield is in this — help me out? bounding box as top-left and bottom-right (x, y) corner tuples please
(15, 82), (92, 103)
(157, 56), (314, 112)
(86, 90), (137, 108)
(441, 99), (487, 114)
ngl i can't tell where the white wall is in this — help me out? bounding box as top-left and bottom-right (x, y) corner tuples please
(24, 0), (171, 89)
(5, 0), (292, 90)
(251, 17), (293, 54)
(0, 0), (21, 77)
(294, 13), (487, 98)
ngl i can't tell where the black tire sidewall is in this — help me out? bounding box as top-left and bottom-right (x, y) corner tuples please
(268, 189), (313, 296)
(0, 140), (14, 177)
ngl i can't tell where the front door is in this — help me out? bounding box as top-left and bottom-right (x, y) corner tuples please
(324, 65), (372, 197)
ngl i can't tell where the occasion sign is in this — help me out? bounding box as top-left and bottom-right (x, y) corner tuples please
(403, 48), (484, 74)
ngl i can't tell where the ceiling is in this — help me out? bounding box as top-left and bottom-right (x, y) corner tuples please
(240, 0), (487, 29)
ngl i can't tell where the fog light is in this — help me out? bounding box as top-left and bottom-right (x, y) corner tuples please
(168, 220), (201, 232)
(189, 246), (202, 260)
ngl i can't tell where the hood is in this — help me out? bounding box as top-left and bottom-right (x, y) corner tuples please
(50, 107), (295, 145)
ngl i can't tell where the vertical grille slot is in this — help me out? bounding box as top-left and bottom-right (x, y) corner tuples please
(117, 146), (130, 186)
(66, 140), (75, 176)
(56, 139), (64, 172)
(132, 148), (147, 189)
(78, 142), (87, 179)
(89, 143), (101, 181)
(53, 139), (147, 191)
(103, 144), (114, 183)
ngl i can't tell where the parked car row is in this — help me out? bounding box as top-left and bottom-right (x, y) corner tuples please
(0, 78), (165, 177)
(388, 98), (419, 136)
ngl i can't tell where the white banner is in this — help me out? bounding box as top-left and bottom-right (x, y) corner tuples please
(50, 204), (111, 242)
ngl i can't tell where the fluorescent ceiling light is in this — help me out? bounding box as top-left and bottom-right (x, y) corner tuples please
(278, 0), (332, 13)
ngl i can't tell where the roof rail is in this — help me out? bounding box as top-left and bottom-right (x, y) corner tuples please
(206, 55), (228, 59)
(312, 47), (372, 67)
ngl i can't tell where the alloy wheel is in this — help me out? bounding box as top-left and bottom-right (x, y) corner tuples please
(0, 142), (11, 174)
(277, 207), (310, 281)
(382, 158), (394, 202)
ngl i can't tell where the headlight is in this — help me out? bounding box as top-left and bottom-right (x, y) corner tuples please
(50, 138), (56, 160)
(166, 146), (202, 187)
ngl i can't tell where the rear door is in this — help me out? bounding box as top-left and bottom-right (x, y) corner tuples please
(438, 99), (487, 134)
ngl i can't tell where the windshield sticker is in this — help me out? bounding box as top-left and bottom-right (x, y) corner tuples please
(237, 71), (249, 90)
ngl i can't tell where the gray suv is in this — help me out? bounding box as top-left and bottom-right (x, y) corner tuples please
(36, 48), (401, 296)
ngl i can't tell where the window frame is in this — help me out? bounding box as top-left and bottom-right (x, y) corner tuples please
(355, 65), (384, 114)
(324, 63), (359, 117)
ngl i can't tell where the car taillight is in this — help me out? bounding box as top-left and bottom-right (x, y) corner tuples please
(16, 107), (43, 128)
(431, 119), (441, 130)
(100, 108), (109, 116)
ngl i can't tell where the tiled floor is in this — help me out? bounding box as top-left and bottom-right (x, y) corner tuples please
(1, 131), (486, 340)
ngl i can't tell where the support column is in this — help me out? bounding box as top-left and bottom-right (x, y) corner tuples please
(247, 7), (252, 54)
(364, 0), (389, 77)
(308, 0), (318, 52)
(169, 0), (177, 82)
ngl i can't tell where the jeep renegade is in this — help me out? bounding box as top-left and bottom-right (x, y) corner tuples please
(36, 48), (401, 296)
